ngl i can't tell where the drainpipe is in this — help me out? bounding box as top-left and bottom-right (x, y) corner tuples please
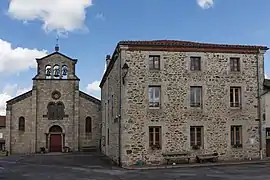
(118, 48), (122, 167)
(256, 52), (263, 160)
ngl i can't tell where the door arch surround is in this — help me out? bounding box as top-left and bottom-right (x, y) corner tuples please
(48, 125), (64, 152)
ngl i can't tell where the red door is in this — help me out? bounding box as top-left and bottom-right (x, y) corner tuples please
(50, 134), (62, 152)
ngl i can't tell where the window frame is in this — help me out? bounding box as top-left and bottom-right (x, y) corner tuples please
(85, 117), (92, 133)
(148, 86), (161, 108)
(190, 86), (202, 107)
(231, 125), (242, 148)
(230, 87), (241, 108)
(190, 57), (201, 71)
(18, 116), (25, 132)
(149, 126), (162, 149)
(190, 126), (203, 148)
(230, 57), (240, 72)
(149, 55), (161, 70)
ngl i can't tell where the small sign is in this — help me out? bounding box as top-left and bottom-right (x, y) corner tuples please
(0, 133), (3, 139)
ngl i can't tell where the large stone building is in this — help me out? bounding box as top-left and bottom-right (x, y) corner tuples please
(100, 40), (269, 167)
(5, 48), (101, 154)
(262, 79), (270, 157)
(0, 116), (6, 151)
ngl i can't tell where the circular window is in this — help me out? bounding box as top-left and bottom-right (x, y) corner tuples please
(52, 91), (61, 100)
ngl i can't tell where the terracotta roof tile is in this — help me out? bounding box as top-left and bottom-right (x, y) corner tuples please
(0, 116), (5, 127)
(118, 40), (268, 50)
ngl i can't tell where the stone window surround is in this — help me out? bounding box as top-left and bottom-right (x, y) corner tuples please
(143, 122), (167, 151)
(18, 116), (25, 132)
(85, 116), (92, 133)
(145, 52), (164, 71)
(228, 84), (244, 110)
(186, 52), (206, 72)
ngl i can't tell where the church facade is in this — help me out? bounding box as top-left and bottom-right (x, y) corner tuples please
(5, 50), (101, 154)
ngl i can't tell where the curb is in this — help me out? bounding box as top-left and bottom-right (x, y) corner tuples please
(122, 160), (270, 170)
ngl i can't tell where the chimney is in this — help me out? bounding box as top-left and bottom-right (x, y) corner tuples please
(106, 55), (111, 66)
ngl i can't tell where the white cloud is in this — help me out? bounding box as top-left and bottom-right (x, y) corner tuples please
(86, 80), (100, 99)
(197, 0), (214, 9)
(0, 84), (32, 115)
(7, 0), (93, 34)
(266, 73), (269, 79)
(0, 39), (47, 74)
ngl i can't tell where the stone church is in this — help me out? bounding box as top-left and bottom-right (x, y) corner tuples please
(5, 47), (101, 154)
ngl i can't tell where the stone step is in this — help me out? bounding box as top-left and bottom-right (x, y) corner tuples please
(81, 146), (97, 152)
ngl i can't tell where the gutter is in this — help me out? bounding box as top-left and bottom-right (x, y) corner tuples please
(118, 49), (122, 167)
(256, 52), (263, 159)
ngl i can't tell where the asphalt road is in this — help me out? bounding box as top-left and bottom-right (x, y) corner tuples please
(1, 153), (270, 180)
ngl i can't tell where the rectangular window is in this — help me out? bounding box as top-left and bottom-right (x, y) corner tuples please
(85, 117), (92, 133)
(190, 86), (202, 107)
(230, 87), (241, 107)
(231, 126), (242, 148)
(149, 55), (160, 70)
(230, 58), (240, 72)
(190, 57), (201, 71)
(149, 126), (161, 149)
(148, 86), (161, 108)
(190, 126), (203, 148)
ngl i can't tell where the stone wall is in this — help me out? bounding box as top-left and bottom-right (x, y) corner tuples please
(35, 79), (79, 151)
(79, 94), (101, 149)
(8, 95), (34, 154)
(120, 50), (265, 166)
(101, 55), (121, 163)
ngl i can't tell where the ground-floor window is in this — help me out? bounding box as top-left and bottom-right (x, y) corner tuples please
(231, 125), (242, 148)
(149, 126), (161, 150)
(190, 126), (203, 149)
(0, 142), (5, 151)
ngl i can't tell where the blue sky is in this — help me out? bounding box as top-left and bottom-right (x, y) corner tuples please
(0, 0), (270, 114)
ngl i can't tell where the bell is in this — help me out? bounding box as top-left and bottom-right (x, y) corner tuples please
(62, 69), (68, 76)
(54, 69), (60, 77)
(46, 69), (51, 76)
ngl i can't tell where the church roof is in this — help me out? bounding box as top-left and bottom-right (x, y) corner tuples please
(6, 90), (32, 105)
(36, 51), (78, 63)
(0, 116), (5, 127)
(79, 91), (101, 104)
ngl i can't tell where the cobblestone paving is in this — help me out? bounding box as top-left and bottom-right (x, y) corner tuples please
(1, 153), (270, 180)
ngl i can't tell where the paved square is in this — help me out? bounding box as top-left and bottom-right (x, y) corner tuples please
(1, 153), (270, 180)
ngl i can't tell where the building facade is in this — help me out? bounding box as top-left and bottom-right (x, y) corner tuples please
(0, 116), (6, 151)
(5, 49), (101, 154)
(100, 40), (269, 167)
(263, 79), (270, 157)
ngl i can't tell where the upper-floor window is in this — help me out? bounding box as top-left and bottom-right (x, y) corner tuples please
(18, 116), (25, 131)
(85, 117), (92, 133)
(231, 125), (242, 148)
(149, 55), (160, 70)
(47, 102), (65, 120)
(149, 126), (161, 149)
(148, 86), (161, 108)
(230, 58), (240, 72)
(230, 87), (241, 108)
(190, 57), (201, 71)
(190, 86), (202, 107)
(190, 126), (203, 148)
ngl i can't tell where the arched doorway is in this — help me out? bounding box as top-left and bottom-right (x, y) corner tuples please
(49, 125), (63, 152)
